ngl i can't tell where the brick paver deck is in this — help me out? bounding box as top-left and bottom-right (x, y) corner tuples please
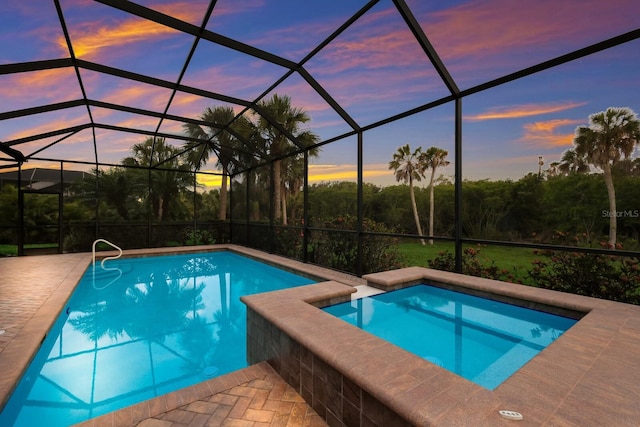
(139, 365), (326, 427)
(76, 362), (327, 427)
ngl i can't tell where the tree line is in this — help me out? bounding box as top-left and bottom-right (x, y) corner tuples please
(376, 107), (640, 249)
(298, 170), (640, 249)
(50, 94), (319, 226)
(1, 103), (639, 254)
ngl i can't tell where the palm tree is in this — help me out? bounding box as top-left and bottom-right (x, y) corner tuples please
(183, 106), (247, 221)
(420, 147), (449, 245)
(613, 157), (640, 177)
(389, 144), (426, 245)
(573, 107), (640, 248)
(546, 161), (561, 178)
(279, 132), (320, 225)
(72, 167), (143, 221)
(123, 137), (192, 222)
(280, 154), (304, 225)
(255, 94), (318, 223)
(558, 148), (589, 175)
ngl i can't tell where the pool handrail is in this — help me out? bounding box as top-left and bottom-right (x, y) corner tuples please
(92, 239), (123, 290)
(92, 238), (122, 266)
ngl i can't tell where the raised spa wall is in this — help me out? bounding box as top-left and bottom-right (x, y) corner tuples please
(241, 267), (591, 427)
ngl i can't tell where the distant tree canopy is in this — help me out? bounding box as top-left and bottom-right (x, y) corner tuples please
(58, 151), (640, 250)
(3, 106), (638, 252)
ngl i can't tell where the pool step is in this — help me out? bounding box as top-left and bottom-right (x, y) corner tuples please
(472, 343), (538, 389)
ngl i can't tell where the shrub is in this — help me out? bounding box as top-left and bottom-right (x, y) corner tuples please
(529, 248), (640, 304)
(273, 225), (304, 261)
(63, 227), (95, 252)
(428, 246), (516, 282)
(309, 215), (403, 274)
(184, 229), (215, 246)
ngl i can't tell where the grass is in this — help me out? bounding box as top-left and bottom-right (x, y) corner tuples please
(395, 241), (539, 285)
(0, 244), (17, 256)
(0, 243), (59, 256)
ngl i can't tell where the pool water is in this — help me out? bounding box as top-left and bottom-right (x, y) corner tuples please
(0, 251), (315, 427)
(323, 284), (577, 390)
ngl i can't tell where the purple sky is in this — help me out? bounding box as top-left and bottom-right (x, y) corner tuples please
(0, 0), (639, 188)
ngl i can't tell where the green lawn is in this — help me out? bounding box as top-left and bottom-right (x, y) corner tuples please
(0, 243), (59, 256)
(0, 244), (17, 256)
(395, 241), (539, 285)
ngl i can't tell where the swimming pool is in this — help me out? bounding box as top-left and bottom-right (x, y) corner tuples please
(0, 251), (315, 427)
(323, 284), (577, 390)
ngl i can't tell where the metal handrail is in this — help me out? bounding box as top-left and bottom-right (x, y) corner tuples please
(92, 238), (122, 267)
(92, 239), (123, 290)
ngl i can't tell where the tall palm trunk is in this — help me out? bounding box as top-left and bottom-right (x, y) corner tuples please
(281, 182), (288, 226)
(409, 176), (425, 246)
(219, 169), (228, 221)
(603, 164), (617, 248)
(273, 159), (282, 221)
(428, 167), (436, 245)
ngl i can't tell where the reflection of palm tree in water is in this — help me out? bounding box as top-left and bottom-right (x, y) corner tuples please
(180, 260), (245, 373)
(71, 257), (217, 339)
(208, 305), (245, 370)
(124, 269), (204, 339)
(68, 268), (133, 341)
(69, 259), (217, 376)
(179, 314), (217, 373)
(68, 255), (283, 383)
(530, 325), (561, 341)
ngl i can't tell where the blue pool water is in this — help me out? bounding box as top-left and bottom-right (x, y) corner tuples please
(323, 284), (577, 390)
(0, 251), (315, 427)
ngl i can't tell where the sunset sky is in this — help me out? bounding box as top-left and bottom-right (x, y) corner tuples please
(0, 0), (639, 188)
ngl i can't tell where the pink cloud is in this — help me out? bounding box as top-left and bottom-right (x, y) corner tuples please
(63, 19), (180, 60)
(465, 102), (587, 121)
(181, 61), (278, 100)
(418, 0), (639, 69)
(209, 0), (266, 19)
(56, 1), (204, 63)
(153, 1), (212, 25)
(521, 118), (583, 148)
(93, 128), (141, 157)
(109, 115), (160, 131)
(309, 8), (431, 74)
(0, 68), (82, 110)
(102, 85), (171, 109)
(6, 110), (89, 146)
